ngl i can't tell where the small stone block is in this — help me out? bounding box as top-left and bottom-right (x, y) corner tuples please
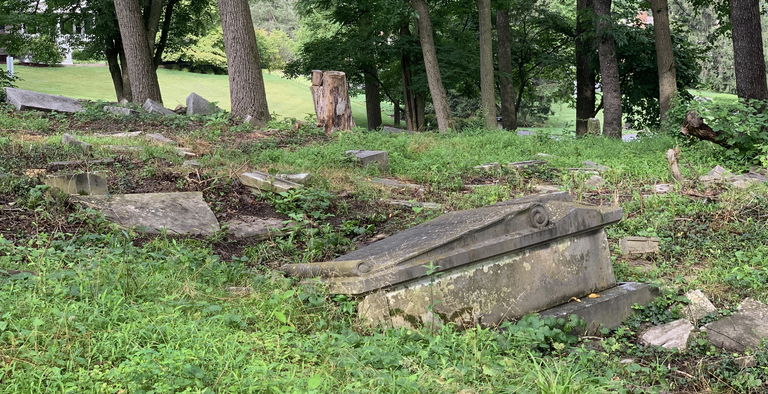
(226, 287), (254, 296)
(640, 318), (695, 351)
(585, 175), (606, 188)
(736, 355), (756, 369)
(240, 171), (301, 193)
(346, 150), (389, 170)
(680, 289), (717, 323)
(244, 115), (266, 128)
(141, 99), (177, 116)
(535, 184), (561, 193)
(619, 236), (660, 255)
(44, 173), (108, 195)
(587, 118), (601, 135)
(582, 160), (610, 172)
(61, 134), (92, 151)
(654, 184), (672, 194)
(104, 106), (139, 116)
(182, 160), (201, 168)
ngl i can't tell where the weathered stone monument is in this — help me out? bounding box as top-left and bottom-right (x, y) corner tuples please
(4, 88), (83, 113)
(282, 192), (656, 330)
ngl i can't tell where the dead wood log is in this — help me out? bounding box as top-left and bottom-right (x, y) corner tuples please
(310, 70), (355, 135)
(666, 147), (685, 184)
(680, 110), (731, 148)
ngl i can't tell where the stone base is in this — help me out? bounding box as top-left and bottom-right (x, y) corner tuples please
(539, 282), (659, 334)
(357, 229), (616, 330)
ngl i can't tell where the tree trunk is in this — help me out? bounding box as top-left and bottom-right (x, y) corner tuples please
(496, 10), (517, 131)
(394, 99), (401, 126)
(105, 45), (125, 102)
(575, 0), (596, 136)
(311, 71), (355, 134)
(118, 46), (132, 102)
(144, 0), (163, 55)
(114, 0), (163, 103)
(650, 0), (677, 130)
(400, 27), (421, 131)
(218, 0), (271, 121)
(594, 0), (622, 138)
(730, 0), (768, 101)
(365, 69), (382, 130)
(411, 0), (452, 133)
(478, 0), (496, 129)
(153, 0), (179, 69)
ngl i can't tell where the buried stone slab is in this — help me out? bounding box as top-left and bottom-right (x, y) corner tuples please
(222, 217), (288, 240)
(703, 298), (768, 352)
(72, 192), (220, 235)
(640, 319), (695, 351)
(44, 173), (108, 195)
(240, 171), (301, 193)
(47, 159), (115, 172)
(5, 88), (83, 113)
(619, 237), (660, 255)
(282, 192), (623, 329)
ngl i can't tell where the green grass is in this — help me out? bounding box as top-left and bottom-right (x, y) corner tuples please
(2, 64), (378, 125)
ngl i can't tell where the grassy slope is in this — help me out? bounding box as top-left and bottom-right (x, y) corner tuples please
(3, 64), (376, 125)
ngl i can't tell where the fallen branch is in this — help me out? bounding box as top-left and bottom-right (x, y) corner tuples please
(680, 110), (731, 149)
(666, 147), (685, 184)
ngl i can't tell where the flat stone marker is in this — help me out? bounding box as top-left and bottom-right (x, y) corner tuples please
(62, 134), (92, 151)
(142, 99), (177, 116)
(381, 126), (412, 134)
(146, 133), (177, 145)
(640, 319), (695, 351)
(680, 289), (717, 323)
(508, 160), (547, 170)
(619, 237), (660, 255)
(282, 192), (624, 329)
(104, 106), (139, 116)
(240, 171), (301, 193)
(105, 145), (142, 153)
(4, 88), (83, 113)
(223, 216), (288, 239)
(186, 92), (221, 116)
(703, 298), (768, 352)
(277, 173), (311, 184)
(44, 173), (108, 195)
(346, 150), (388, 170)
(72, 192), (220, 235)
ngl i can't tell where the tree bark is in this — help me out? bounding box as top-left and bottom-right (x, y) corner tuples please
(478, 0), (496, 129)
(105, 44), (125, 102)
(496, 10), (517, 131)
(594, 0), (622, 138)
(575, 0), (596, 136)
(411, 0), (452, 133)
(153, 0), (179, 69)
(730, 0), (768, 101)
(114, 0), (163, 103)
(144, 0), (163, 55)
(400, 26), (423, 131)
(365, 68), (382, 130)
(218, 0), (271, 121)
(650, 0), (677, 130)
(118, 46), (132, 102)
(394, 99), (401, 126)
(311, 71), (355, 134)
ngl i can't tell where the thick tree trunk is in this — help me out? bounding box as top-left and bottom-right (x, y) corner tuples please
(730, 0), (768, 101)
(114, 0), (163, 103)
(411, 0), (452, 132)
(650, 0), (677, 130)
(365, 69), (382, 130)
(311, 71), (355, 134)
(218, 0), (271, 121)
(575, 0), (596, 136)
(594, 0), (622, 138)
(496, 10), (517, 131)
(478, 0), (496, 129)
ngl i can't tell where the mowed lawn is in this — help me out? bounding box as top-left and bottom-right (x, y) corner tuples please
(3, 64), (377, 124)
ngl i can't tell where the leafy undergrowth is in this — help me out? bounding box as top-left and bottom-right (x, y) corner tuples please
(2, 106), (768, 393)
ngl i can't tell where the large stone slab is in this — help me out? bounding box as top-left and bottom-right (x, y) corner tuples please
(4, 88), (83, 113)
(539, 282), (659, 334)
(186, 92), (221, 116)
(142, 99), (177, 116)
(72, 192), (220, 235)
(346, 150), (389, 170)
(703, 298), (768, 352)
(240, 171), (301, 193)
(283, 192), (622, 329)
(44, 173), (108, 195)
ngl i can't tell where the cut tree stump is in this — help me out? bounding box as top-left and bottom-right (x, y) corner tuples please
(310, 70), (355, 134)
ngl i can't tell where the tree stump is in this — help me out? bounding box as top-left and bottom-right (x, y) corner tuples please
(310, 70), (355, 134)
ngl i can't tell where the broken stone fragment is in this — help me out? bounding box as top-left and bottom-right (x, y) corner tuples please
(345, 150), (389, 171)
(276, 173), (311, 184)
(105, 145), (142, 153)
(62, 134), (92, 151)
(72, 192), (220, 235)
(44, 172), (108, 195)
(535, 184), (560, 193)
(654, 184), (672, 194)
(141, 99), (177, 116)
(640, 319), (695, 351)
(146, 133), (177, 145)
(240, 171), (301, 193)
(619, 237), (660, 255)
(186, 92), (221, 116)
(680, 289), (717, 323)
(222, 216), (288, 239)
(104, 106), (139, 116)
(4, 87), (83, 113)
(703, 298), (768, 352)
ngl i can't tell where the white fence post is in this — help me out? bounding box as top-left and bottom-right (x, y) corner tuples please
(6, 56), (13, 77)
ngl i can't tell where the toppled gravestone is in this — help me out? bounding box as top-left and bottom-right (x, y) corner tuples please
(222, 217), (288, 239)
(146, 133), (176, 145)
(240, 171), (301, 193)
(346, 150), (388, 171)
(62, 134), (92, 151)
(282, 192), (653, 329)
(367, 178), (422, 190)
(72, 192), (220, 235)
(4, 88), (83, 113)
(47, 158), (114, 172)
(44, 173), (108, 195)
(680, 289), (717, 323)
(142, 99), (177, 116)
(640, 319), (695, 351)
(703, 298), (768, 352)
(186, 92), (221, 116)
(619, 237), (660, 255)
(700, 165), (768, 189)
(277, 173), (311, 184)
